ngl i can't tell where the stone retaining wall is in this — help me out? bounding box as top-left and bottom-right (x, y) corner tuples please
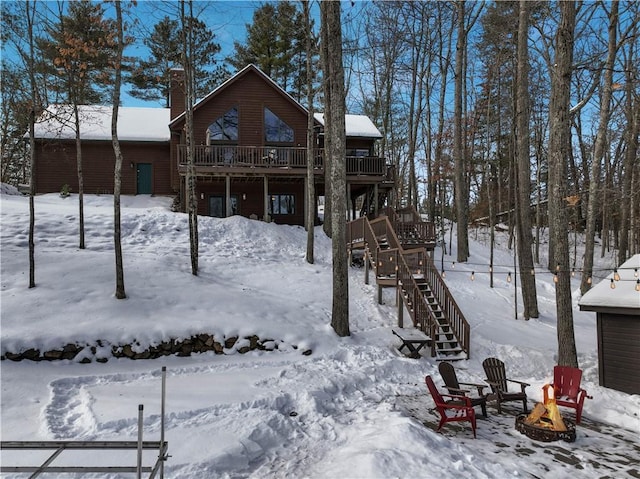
(1, 334), (312, 363)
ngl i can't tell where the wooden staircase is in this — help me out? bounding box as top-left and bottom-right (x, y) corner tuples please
(347, 208), (469, 360)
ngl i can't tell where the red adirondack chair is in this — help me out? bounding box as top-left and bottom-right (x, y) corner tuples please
(542, 365), (592, 424)
(425, 375), (477, 438)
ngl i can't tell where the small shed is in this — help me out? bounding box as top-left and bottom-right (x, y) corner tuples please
(579, 254), (640, 395)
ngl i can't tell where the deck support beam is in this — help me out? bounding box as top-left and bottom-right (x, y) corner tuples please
(263, 176), (269, 222)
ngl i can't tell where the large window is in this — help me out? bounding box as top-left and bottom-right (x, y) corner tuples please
(270, 194), (295, 215)
(264, 107), (294, 143)
(207, 107), (238, 142)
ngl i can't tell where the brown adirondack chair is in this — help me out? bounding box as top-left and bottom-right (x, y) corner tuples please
(482, 357), (529, 414)
(542, 365), (592, 424)
(425, 375), (477, 438)
(438, 362), (488, 417)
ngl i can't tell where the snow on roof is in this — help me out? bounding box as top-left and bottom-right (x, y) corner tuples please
(314, 113), (383, 139)
(32, 105), (170, 142)
(579, 254), (640, 311)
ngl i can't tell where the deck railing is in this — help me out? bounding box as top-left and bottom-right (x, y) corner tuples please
(177, 145), (389, 177)
(346, 208), (470, 358)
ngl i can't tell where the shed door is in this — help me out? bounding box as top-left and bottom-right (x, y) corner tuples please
(136, 163), (153, 194)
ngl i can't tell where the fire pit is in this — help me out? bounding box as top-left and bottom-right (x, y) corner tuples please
(515, 397), (576, 443)
(515, 413), (576, 442)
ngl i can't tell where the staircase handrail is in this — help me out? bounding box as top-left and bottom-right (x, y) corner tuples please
(396, 249), (437, 357)
(421, 253), (470, 358)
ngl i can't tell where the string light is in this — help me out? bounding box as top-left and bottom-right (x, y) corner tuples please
(635, 268), (638, 278)
(613, 268), (620, 281)
(442, 270), (446, 279)
(636, 279), (640, 292)
(471, 271), (475, 281)
(507, 272), (512, 283)
(530, 269), (535, 276)
(553, 272), (559, 284)
(571, 268), (575, 277)
(587, 277), (592, 285)
(452, 262), (456, 269)
(556, 263), (561, 272)
(610, 278), (616, 289)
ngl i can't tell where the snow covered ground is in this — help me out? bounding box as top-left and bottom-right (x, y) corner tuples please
(1, 187), (639, 478)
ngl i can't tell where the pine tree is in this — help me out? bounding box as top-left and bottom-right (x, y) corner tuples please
(129, 16), (226, 106)
(229, 1), (311, 102)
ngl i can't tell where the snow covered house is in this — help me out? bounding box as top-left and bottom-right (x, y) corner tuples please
(579, 254), (640, 395)
(32, 64), (391, 226)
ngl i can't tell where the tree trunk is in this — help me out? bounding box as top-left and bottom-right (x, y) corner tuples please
(303, 0), (315, 264)
(74, 102), (85, 250)
(27, 0), (37, 289)
(454, 0), (469, 262)
(320, 5), (332, 237)
(618, 41), (639, 265)
(581, 0), (618, 294)
(515, 0), (538, 319)
(181, 0), (198, 276)
(322, 0), (349, 337)
(548, 0), (578, 368)
(111, 0), (126, 299)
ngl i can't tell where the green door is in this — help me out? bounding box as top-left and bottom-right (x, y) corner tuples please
(136, 163), (152, 194)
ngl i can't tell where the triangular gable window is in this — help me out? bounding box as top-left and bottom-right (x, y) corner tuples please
(207, 106), (238, 142)
(264, 107), (294, 143)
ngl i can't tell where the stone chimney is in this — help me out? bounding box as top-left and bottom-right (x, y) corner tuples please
(169, 68), (185, 120)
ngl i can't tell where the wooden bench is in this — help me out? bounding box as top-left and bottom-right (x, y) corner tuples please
(392, 329), (432, 358)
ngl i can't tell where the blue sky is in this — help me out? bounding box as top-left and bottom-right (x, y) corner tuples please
(123, 0), (263, 107)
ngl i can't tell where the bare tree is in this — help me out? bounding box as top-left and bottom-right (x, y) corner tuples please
(616, 5), (639, 265)
(548, 0), (578, 368)
(111, 0), (126, 298)
(303, 0), (315, 264)
(515, 0), (539, 319)
(180, 0), (199, 276)
(581, 0), (619, 294)
(453, 0), (482, 263)
(26, 0), (38, 288)
(321, 0), (349, 337)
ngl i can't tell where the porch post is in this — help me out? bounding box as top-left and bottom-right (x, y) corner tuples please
(346, 182), (351, 220)
(304, 179), (308, 227)
(263, 176), (269, 222)
(225, 175), (231, 217)
(374, 183), (379, 216)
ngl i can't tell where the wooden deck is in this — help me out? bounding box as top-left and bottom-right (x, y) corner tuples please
(177, 145), (394, 180)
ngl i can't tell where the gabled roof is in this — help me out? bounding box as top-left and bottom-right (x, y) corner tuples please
(314, 113), (383, 139)
(169, 64), (309, 128)
(579, 254), (640, 312)
(32, 105), (170, 142)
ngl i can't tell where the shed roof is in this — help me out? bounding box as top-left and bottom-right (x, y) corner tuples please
(32, 105), (171, 142)
(579, 254), (640, 312)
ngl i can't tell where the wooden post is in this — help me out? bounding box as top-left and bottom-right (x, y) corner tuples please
(225, 176), (231, 217)
(263, 176), (269, 222)
(378, 285), (383, 305)
(364, 253), (370, 285)
(397, 287), (404, 327)
(374, 183), (379, 216)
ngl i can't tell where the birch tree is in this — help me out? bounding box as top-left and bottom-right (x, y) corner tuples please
(180, 0), (199, 276)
